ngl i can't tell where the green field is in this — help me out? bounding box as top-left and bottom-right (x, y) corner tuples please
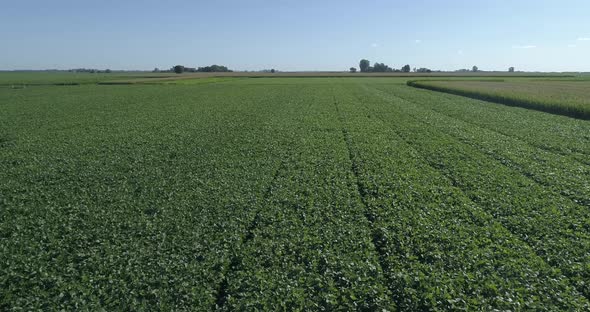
(408, 79), (590, 119)
(0, 72), (148, 86)
(0, 71), (576, 86)
(2, 76), (590, 310)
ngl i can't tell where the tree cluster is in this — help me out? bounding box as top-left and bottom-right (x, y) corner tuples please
(196, 65), (232, 72)
(455, 67), (479, 73)
(357, 59), (412, 73)
(416, 68), (432, 73)
(455, 67), (516, 73)
(67, 68), (112, 73)
(171, 65), (233, 74)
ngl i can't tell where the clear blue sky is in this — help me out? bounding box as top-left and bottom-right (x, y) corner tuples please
(2, 0), (589, 72)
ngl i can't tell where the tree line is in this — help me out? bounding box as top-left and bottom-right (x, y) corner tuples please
(67, 68), (111, 73)
(158, 65), (233, 74)
(350, 59), (413, 73)
(455, 66), (515, 73)
(352, 60), (516, 74)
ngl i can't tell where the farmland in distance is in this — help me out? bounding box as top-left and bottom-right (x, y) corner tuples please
(1, 76), (590, 310)
(408, 78), (590, 119)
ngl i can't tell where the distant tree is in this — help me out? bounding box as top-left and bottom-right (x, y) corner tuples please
(349, 67), (357, 73)
(401, 64), (411, 73)
(359, 59), (370, 72)
(173, 65), (185, 74)
(105, 69), (111, 73)
(472, 65), (479, 72)
(416, 68), (432, 73)
(373, 63), (382, 72)
(153, 68), (160, 73)
(509, 67), (515, 73)
(373, 62), (391, 72)
(270, 69), (276, 73)
(197, 65), (232, 72)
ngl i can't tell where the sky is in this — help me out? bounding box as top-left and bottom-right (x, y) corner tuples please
(1, 0), (589, 72)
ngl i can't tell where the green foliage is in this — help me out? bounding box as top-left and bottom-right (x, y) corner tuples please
(0, 72), (145, 86)
(170, 65), (233, 73)
(408, 79), (590, 119)
(1, 78), (590, 310)
(365, 82), (590, 300)
(359, 59), (370, 72)
(333, 83), (590, 310)
(195, 65), (232, 73)
(372, 62), (393, 72)
(173, 65), (185, 74)
(358, 60), (395, 73)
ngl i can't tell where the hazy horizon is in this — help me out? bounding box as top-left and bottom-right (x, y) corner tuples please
(2, 0), (590, 72)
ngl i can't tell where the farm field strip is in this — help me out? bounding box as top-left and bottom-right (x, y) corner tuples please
(333, 92), (400, 303)
(394, 85), (590, 164)
(98, 77), (242, 86)
(331, 83), (588, 310)
(407, 80), (590, 119)
(2, 78), (590, 310)
(0, 84), (302, 309)
(0, 72), (162, 86)
(218, 86), (395, 310)
(357, 83), (590, 298)
(209, 86), (317, 310)
(211, 146), (288, 310)
(372, 85), (590, 207)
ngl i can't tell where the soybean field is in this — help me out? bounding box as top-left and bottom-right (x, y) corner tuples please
(2, 77), (590, 310)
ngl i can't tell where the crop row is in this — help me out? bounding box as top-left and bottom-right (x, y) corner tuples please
(358, 83), (590, 299)
(374, 84), (590, 207)
(331, 84), (590, 310)
(217, 86), (395, 310)
(396, 84), (590, 164)
(407, 80), (590, 120)
(3, 78), (590, 309)
(0, 84), (302, 309)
